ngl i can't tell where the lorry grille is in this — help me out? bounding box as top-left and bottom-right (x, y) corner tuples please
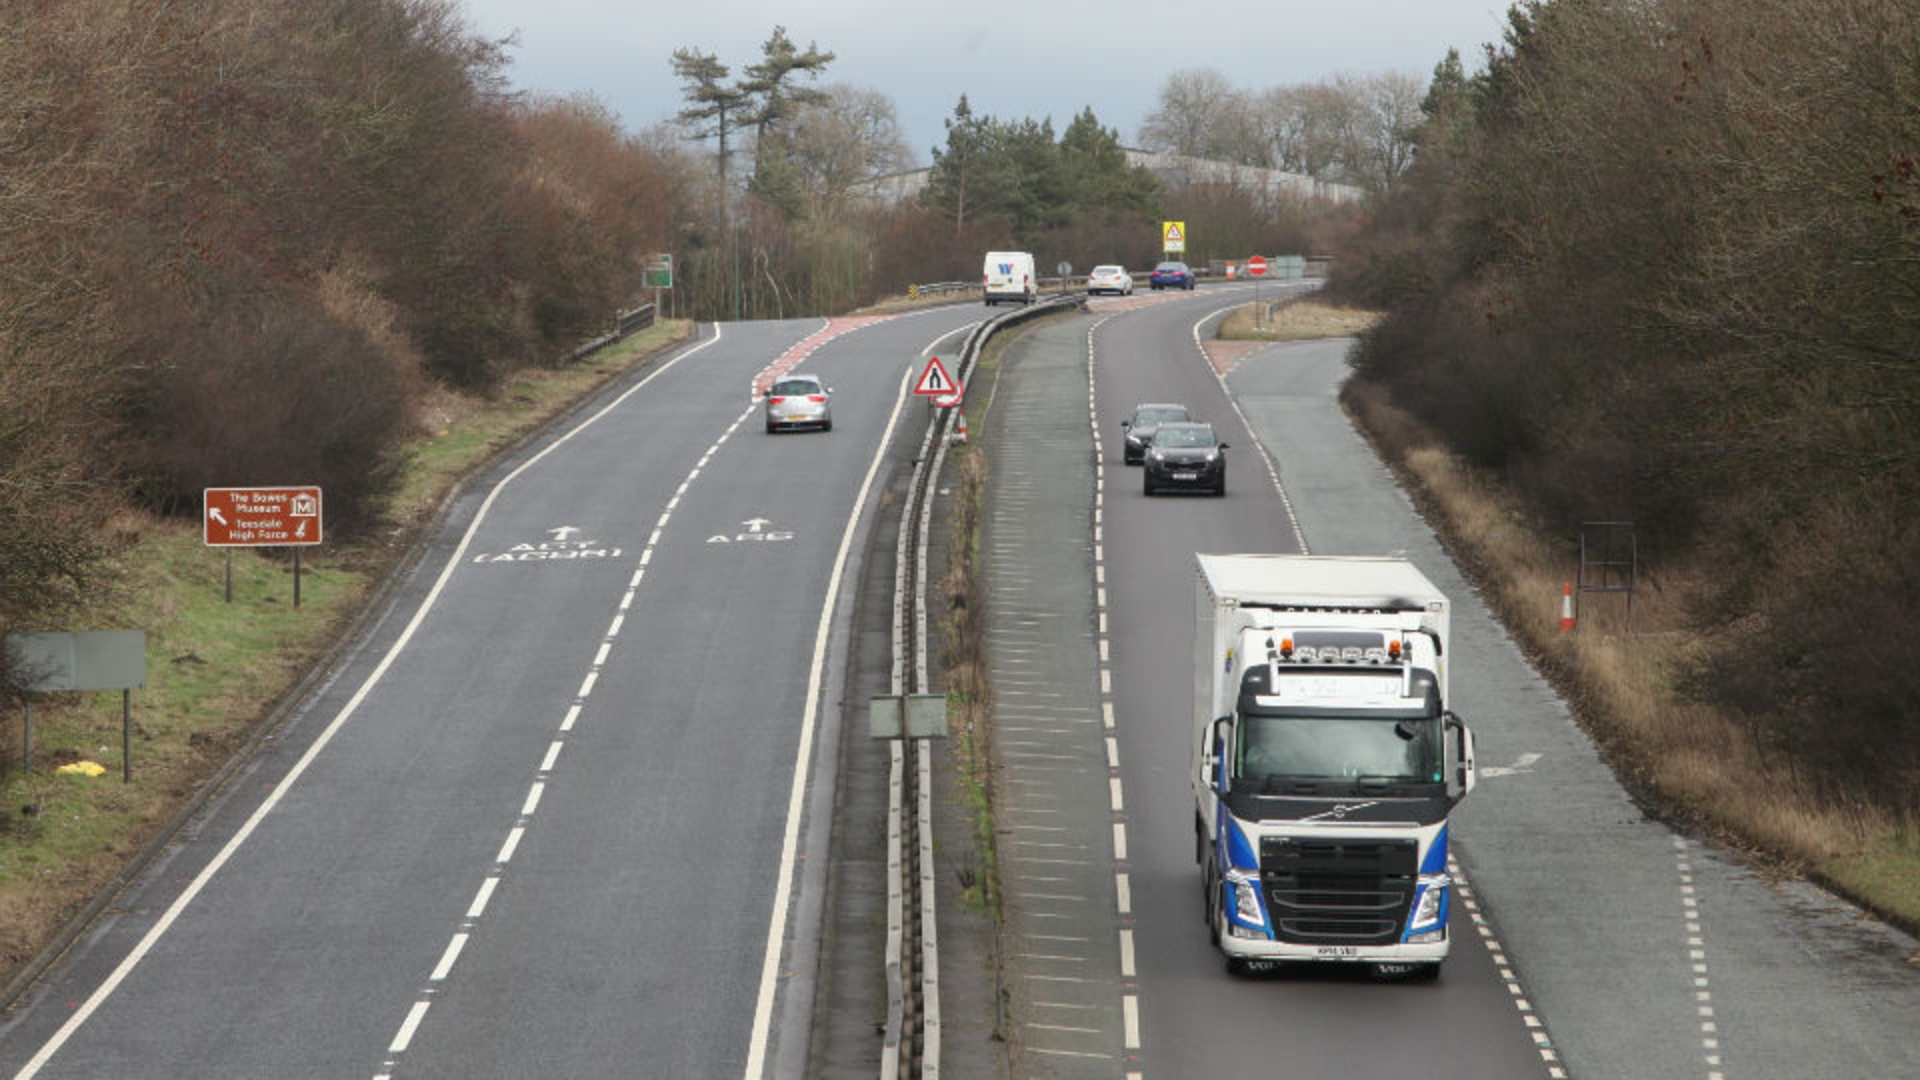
(1258, 837), (1418, 946)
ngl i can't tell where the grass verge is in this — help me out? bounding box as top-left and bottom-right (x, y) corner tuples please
(1218, 297), (1382, 342)
(938, 420), (999, 921)
(0, 319), (693, 986)
(1338, 375), (1920, 938)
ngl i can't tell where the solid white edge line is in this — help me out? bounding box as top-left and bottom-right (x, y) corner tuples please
(10, 325), (726, 1080)
(740, 359), (917, 1080)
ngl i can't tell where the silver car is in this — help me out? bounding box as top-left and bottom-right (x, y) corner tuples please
(1087, 264), (1133, 296)
(765, 374), (833, 433)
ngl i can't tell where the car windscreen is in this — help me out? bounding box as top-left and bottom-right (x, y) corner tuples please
(1154, 427), (1213, 448)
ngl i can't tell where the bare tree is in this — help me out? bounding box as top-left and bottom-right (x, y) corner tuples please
(785, 85), (913, 220)
(1355, 72), (1428, 194)
(1139, 68), (1243, 157)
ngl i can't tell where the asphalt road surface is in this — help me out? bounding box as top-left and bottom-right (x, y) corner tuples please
(5, 288), (1914, 1080)
(973, 284), (1920, 1079)
(0, 308), (986, 1079)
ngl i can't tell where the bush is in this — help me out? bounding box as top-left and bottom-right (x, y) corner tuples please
(122, 290), (417, 533)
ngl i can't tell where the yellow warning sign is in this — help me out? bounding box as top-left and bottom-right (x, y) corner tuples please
(1162, 221), (1186, 253)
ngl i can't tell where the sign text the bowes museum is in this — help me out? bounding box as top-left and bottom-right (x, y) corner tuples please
(204, 487), (323, 547)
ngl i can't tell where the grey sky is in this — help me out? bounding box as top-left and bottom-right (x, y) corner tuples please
(455, 1), (1514, 164)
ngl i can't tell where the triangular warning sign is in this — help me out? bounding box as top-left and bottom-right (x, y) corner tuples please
(914, 356), (957, 396)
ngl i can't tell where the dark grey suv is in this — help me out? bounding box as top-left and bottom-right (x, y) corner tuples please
(1120, 403), (1191, 465)
(1142, 421), (1227, 496)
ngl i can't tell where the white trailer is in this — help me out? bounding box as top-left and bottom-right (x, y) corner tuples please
(1192, 554), (1476, 978)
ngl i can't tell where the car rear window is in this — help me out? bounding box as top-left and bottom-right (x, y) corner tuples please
(772, 378), (821, 396)
(1161, 428), (1211, 447)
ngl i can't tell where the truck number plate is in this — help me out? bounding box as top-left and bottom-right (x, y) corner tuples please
(1315, 945), (1359, 959)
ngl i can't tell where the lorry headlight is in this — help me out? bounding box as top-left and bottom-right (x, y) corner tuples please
(1408, 874), (1449, 937)
(1225, 867), (1266, 928)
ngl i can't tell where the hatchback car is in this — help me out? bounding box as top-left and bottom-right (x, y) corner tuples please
(1120, 403), (1191, 465)
(1150, 261), (1195, 290)
(1087, 265), (1134, 296)
(1143, 421), (1227, 495)
(764, 374), (832, 433)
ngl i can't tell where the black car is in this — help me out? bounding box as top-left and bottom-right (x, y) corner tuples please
(1120, 403), (1191, 465)
(1143, 421), (1227, 496)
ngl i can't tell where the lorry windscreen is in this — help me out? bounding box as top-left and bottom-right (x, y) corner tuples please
(1234, 714), (1442, 790)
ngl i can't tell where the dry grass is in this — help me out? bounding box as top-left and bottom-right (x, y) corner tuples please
(1341, 379), (1920, 928)
(1219, 299), (1382, 342)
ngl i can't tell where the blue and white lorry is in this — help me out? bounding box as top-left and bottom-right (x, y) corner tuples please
(1192, 554), (1477, 979)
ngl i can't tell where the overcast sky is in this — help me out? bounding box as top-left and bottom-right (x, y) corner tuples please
(455, 1), (1514, 165)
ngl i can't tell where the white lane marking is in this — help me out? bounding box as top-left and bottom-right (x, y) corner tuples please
(465, 878), (499, 920)
(1082, 317), (1139, 1066)
(428, 933), (469, 982)
(1456, 860), (1567, 1077)
(9, 326), (730, 1080)
(1676, 837), (1726, 1078)
(388, 1000), (433, 1053)
(495, 827), (526, 864)
(1188, 303), (1310, 554)
(1481, 752), (1543, 777)
(739, 355), (917, 1080)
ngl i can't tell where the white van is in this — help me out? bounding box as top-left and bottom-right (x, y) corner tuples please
(982, 251), (1036, 306)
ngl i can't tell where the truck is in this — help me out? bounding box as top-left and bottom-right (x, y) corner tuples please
(981, 251), (1036, 306)
(1191, 553), (1477, 979)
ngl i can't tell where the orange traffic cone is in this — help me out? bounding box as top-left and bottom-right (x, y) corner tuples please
(1558, 582), (1576, 634)
(952, 412), (969, 445)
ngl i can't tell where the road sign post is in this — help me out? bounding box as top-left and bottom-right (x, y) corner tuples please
(203, 486), (323, 607)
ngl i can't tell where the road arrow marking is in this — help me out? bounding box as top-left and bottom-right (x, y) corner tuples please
(1480, 752), (1543, 778)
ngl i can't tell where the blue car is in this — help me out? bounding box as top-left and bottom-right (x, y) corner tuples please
(1150, 261), (1195, 290)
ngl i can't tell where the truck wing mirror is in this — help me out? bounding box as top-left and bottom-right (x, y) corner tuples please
(1445, 712), (1477, 801)
(1210, 716), (1232, 794)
